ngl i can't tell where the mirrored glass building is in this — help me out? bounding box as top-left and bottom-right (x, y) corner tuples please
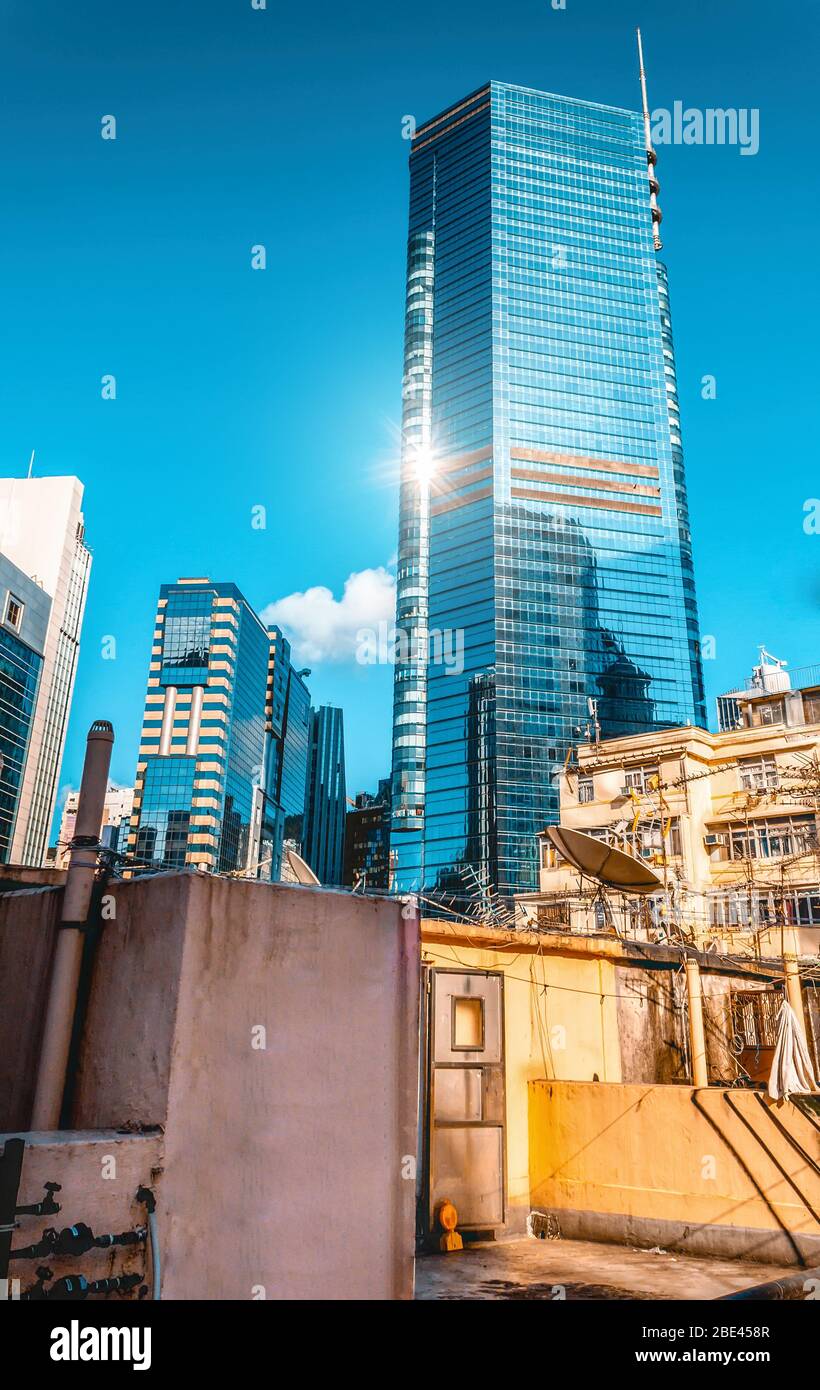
(127, 578), (310, 880)
(390, 80), (706, 903)
(303, 704), (346, 885)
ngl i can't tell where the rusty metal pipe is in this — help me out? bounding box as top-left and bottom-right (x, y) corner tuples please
(718, 1265), (820, 1300)
(30, 721), (114, 1130)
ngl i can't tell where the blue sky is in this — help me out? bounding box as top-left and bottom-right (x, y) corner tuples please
(1, 0), (818, 827)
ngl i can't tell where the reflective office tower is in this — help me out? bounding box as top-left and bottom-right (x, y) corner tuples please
(269, 627), (312, 866)
(391, 77), (706, 902)
(302, 704), (346, 884)
(127, 578), (310, 880)
(0, 477), (91, 866)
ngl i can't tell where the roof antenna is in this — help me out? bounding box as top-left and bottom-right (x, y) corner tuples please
(636, 28), (663, 252)
(27, 449), (35, 478)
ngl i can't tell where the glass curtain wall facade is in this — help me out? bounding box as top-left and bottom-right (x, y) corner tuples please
(267, 627), (311, 872)
(303, 704), (347, 884)
(391, 81), (706, 902)
(128, 581), (310, 880)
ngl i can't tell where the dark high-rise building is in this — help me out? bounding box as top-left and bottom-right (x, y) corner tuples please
(343, 778), (392, 891)
(390, 72), (706, 902)
(127, 579), (310, 880)
(268, 627), (311, 863)
(303, 704), (346, 885)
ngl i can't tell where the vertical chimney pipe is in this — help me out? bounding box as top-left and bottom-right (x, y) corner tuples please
(30, 721), (114, 1130)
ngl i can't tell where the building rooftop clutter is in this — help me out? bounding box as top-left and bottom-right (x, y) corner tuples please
(717, 647), (820, 733)
(524, 694), (820, 962)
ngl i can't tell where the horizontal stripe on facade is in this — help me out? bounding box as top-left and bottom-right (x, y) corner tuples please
(433, 466), (494, 499)
(430, 485), (494, 516)
(411, 100), (490, 155)
(413, 87), (490, 141)
(510, 446), (658, 480)
(510, 486), (663, 517)
(510, 467), (661, 498)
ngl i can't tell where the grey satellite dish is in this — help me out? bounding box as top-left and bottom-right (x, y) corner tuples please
(547, 825), (662, 895)
(285, 848), (321, 886)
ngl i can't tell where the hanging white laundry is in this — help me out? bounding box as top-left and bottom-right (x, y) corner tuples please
(767, 1001), (818, 1101)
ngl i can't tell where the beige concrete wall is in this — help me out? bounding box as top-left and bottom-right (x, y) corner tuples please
(73, 874), (191, 1128)
(0, 865), (66, 889)
(529, 1079), (820, 1264)
(1, 873), (418, 1299)
(73, 874), (418, 1299)
(0, 886), (61, 1130)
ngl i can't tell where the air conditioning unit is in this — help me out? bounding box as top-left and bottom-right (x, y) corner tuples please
(704, 833), (727, 847)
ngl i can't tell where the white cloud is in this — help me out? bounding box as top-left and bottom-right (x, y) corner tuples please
(261, 567), (396, 665)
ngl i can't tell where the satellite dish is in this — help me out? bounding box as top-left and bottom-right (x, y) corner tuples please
(546, 825), (662, 895)
(284, 848), (321, 886)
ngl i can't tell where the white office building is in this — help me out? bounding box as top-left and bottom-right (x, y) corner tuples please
(0, 476), (91, 865)
(57, 783), (134, 869)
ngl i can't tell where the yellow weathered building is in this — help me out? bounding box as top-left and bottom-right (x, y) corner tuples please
(528, 667), (820, 962)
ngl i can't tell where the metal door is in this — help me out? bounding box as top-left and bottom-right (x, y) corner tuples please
(427, 969), (505, 1232)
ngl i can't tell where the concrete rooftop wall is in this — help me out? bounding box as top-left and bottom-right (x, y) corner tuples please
(2, 873), (419, 1300)
(0, 886), (61, 1130)
(530, 1079), (820, 1265)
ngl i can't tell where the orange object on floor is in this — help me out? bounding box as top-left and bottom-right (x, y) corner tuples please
(436, 1199), (464, 1252)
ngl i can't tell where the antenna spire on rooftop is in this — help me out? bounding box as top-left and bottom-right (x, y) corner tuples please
(636, 28), (663, 252)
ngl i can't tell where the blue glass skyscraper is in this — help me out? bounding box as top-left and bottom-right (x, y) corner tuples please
(391, 78), (706, 902)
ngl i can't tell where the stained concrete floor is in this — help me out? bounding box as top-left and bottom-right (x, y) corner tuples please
(415, 1236), (794, 1300)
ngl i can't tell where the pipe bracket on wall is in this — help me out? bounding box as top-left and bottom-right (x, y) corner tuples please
(15, 1181), (61, 1218)
(0, 1138), (25, 1280)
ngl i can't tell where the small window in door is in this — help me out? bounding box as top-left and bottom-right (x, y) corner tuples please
(452, 995), (484, 1051)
